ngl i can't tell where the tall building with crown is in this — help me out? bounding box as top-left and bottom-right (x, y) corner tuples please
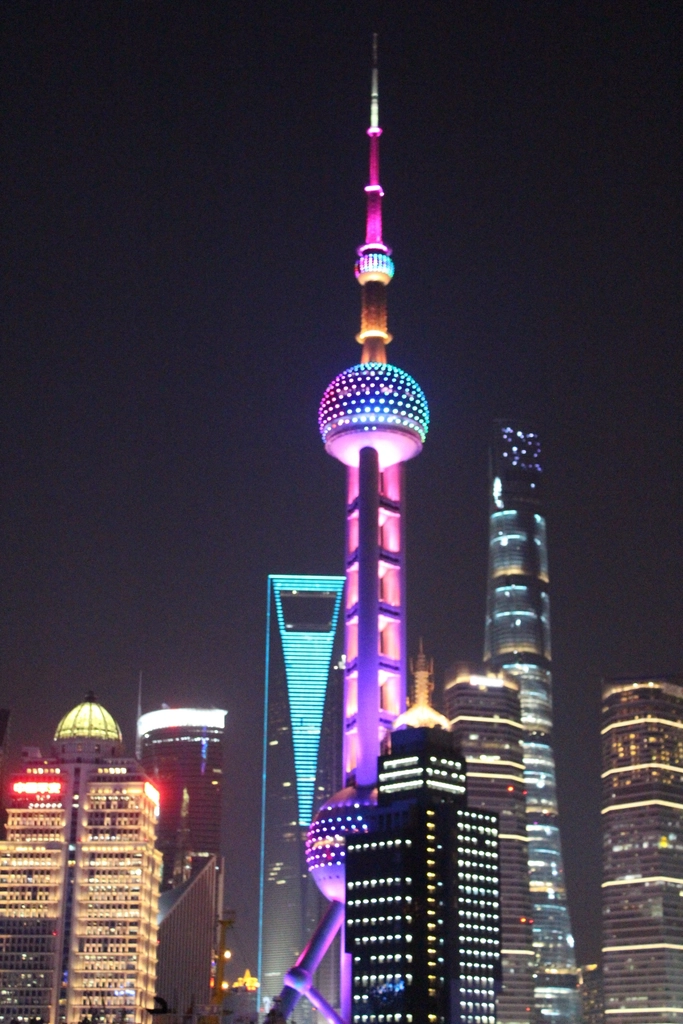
(483, 422), (580, 1023)
(0, 694), (162, 1024)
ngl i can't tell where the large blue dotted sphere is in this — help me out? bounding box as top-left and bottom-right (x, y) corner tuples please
(318, 363), (429, 468)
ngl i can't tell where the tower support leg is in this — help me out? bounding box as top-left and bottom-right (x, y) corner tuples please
(277, 900), (345, 1019)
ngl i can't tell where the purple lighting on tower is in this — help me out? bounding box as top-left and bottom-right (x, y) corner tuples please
(273, 38), (428, 1023)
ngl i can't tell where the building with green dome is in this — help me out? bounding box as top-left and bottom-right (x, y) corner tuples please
(54, 690), (122, 742)
(0, 694), (162, 1024)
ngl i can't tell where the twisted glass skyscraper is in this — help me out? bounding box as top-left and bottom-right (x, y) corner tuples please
(484, 422), (580, 1024)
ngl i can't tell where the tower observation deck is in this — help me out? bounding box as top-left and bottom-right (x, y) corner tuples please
(317, 39), (428, 795)
(269, 41), (429, 1024)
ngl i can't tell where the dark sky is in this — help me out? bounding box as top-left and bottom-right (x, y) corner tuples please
(1, 1), (681, 974)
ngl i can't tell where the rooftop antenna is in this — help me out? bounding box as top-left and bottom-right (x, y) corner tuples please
(370, 33), (379, 130)
(135, 670), (142, 760)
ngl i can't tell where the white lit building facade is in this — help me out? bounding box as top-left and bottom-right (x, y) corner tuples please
(345, 726), (501, 1024)
(446, 665), (535, 1024)
(601, 676), (683, 1024)
(0, 695), (162, 1024)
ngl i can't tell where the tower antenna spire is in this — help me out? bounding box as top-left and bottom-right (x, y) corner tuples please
(354, 33), (395, 364)
(370, 32), (379, 130)
(135, 670), (142, 759)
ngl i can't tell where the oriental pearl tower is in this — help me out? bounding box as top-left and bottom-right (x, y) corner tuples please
(274, 40), (429, 1024)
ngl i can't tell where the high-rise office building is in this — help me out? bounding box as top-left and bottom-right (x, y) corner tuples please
(346, 727), (501, 1024)
(258, 575), (345, 1012)
(446, 664), (535, 1024)
(0, 694), (161, 1024)
(577, 963), (603, 1024)
(483, 421), (579, 1023)
(601, 676), (683, 1024)
(156, 854), (223, 1015)
(137, 706), (227, 890)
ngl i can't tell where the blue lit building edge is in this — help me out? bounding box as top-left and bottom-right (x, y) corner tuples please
(270, 574), (345, 827)
(257, 573), (345, 1000)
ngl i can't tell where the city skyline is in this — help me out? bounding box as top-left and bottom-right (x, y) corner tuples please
(0, 2), (680, 985)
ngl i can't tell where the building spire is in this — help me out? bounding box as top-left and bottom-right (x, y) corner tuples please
(370, 33), (379, 131)
(354, 35), (395, 364)
(392, 642), (450, 732)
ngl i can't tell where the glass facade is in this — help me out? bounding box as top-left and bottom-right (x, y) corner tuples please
(137, 707), (226, 891)
(346, 728), (501, 1024)
(484, 422), (580, 1024)
(601, 677), (683, 1024)
(0, 751), (161, 1024)
(271, 575), (344, 828)
(446, 667), (536, 1024)
(257, 575), (345, 1014)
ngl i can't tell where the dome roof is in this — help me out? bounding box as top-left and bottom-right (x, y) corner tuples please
(319, 362), (429, 469)
(393, 704), (451, 731)
(54, 692), (122, 743)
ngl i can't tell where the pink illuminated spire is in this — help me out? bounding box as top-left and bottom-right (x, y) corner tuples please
(364, 34), (385, 249)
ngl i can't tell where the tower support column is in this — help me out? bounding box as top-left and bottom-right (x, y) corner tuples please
(356, 445), (379, 787)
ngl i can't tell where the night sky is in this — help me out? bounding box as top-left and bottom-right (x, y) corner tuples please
(1, 2), (681, 975)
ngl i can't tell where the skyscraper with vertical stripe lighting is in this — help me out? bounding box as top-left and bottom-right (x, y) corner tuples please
(258, 575), (345, 1012)
(484, 421), (580, 1024)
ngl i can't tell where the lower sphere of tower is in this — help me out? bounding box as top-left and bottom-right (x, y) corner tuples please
(305, 786), (377, 902)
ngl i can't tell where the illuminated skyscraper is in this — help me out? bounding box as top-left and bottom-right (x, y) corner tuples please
(347, 727), (500, 1024)
(137, 706), (227, 890)
(483, 422), (580, 1023)
(446, 664), (535, 1024)
(0, 694), (161, 1024)
(601, 676), (683, 1024)
(258, 575), (345, 1011)
(270, 44), (431, 1024)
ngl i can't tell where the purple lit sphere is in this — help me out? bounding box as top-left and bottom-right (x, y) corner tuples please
(318, 363), (429, 470)
(306, 786), (377, 902)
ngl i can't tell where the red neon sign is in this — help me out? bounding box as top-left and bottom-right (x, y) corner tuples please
(13, 780), (62, 796)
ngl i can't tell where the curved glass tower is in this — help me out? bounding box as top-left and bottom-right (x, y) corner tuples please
(483, 421), (580, 1024)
